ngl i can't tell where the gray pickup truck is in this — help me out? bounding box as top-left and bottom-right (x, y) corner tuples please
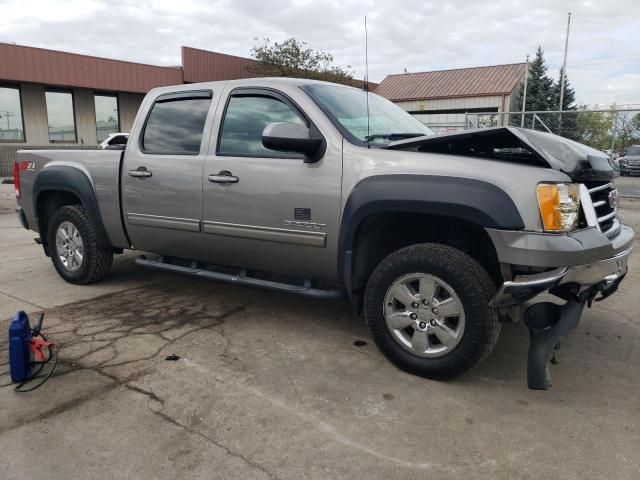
(14, 78), (634, 389)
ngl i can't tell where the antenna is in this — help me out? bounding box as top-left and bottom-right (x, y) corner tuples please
(364, 15), (370, 147)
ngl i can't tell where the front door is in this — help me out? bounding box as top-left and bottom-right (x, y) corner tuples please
(201, 87), (342, 280)
(122, 89), (218, 258)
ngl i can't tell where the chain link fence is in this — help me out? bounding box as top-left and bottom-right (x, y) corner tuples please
(464, 109), (640, 156)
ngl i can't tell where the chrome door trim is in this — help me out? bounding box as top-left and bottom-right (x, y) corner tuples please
(203, 221), (326, 247)
(127, 213), (201, 232)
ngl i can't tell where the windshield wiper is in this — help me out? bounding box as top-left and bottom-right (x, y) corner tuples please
(364, 133), (426, 143)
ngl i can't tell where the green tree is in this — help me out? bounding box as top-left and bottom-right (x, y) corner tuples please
(574, 106), (613, 151)
(516, 46), (555, 113)
(248, 38), (355, 86)
(552, 67), (576, 110)
(615, 112), (640, 155)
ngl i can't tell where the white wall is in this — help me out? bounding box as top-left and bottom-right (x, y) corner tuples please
(395, 96), (505, 132)
(118, 93), (144, 132)
(20, 83), (49, 144)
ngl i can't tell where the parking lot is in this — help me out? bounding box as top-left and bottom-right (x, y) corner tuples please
(1, 181), (639, 480)
(617, 175), (640, 198)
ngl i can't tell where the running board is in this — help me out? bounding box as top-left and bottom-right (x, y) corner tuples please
(135, 255), (345, 300)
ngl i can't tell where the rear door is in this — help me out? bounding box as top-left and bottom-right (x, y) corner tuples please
(201, 86), (343, 280)
(122, 88), (220, 257)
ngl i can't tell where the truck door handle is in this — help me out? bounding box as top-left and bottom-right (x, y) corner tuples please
(128, 166), (152, 178)
(208, 171), (239, 184)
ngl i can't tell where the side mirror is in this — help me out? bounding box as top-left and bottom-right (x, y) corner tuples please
(262, 122), (325, 163)
(104, 143), (126, 151)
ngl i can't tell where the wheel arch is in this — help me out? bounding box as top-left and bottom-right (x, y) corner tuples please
(33, 166), (112, 253)
(339, 175), (524, 305)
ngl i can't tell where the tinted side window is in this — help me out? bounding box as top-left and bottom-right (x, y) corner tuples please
(218, 94), (305, 157)
(142, 97), (211, 154)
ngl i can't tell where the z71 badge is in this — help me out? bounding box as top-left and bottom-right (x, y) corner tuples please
(20, 161), (35, 172)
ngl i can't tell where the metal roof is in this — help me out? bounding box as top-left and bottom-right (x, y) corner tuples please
(0, 43), (183, 94)
(376, 63), (527, 101)
(182, 47), (257, 83)
(0, 43), (374, 93)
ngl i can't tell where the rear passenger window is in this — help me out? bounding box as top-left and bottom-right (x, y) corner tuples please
(142, 95), (211, 154)
(218, 94), (306, 158)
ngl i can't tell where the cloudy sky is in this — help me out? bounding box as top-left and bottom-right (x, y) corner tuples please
(1, 0), (638, 106)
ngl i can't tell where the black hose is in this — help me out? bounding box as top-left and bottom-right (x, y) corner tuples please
(15, 345), (58, 393)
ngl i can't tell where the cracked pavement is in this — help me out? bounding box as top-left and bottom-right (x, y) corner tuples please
(1, 184), (640, 480)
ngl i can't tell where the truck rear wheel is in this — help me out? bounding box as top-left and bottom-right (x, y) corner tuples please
(47, 205), (113, 284)
(364, 243), (500, 380)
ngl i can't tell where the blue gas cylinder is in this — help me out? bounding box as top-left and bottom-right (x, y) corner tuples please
(9, 311), (32, 383)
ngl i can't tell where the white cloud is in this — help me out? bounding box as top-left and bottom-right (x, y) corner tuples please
(0, 0), (638, 106)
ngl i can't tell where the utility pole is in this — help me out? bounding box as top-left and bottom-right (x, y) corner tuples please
(520, 54), (529, 127)
(558, 12), (571, 111)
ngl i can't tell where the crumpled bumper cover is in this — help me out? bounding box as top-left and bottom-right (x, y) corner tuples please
(488, 224), (634, 307)
(491, 246), (631, 306)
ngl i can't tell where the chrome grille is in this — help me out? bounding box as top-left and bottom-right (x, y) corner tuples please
(587, 182), (620, 238)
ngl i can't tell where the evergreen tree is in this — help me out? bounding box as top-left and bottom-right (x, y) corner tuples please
(552, 67), (577, 110)
(516, 46), (555, 112)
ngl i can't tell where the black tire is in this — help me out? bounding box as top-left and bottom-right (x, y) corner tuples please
(47, 204), (113, 284)
(364, 243), (500, 380)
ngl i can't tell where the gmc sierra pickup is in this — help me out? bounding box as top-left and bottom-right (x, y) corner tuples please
(14, 78), (634, 389)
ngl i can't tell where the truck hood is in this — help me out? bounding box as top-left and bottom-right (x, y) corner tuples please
(387, 127), (616, 182)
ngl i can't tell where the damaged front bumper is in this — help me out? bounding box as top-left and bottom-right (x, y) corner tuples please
(488, 224), (634, 307)
(486, 224), (634, 389)
(490, 246), (632, 307)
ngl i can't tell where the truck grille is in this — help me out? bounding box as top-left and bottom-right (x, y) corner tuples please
(587, 182), (620, 238)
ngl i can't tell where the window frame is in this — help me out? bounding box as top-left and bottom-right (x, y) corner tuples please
(44, 88), (78, 144)
(94, 92), (121, 143)
(139, 89), (213, 156)
(215, 87), (321, 160)
(0, 83), (26, 143)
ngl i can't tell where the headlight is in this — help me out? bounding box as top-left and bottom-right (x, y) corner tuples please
(536, 183), (580, 232)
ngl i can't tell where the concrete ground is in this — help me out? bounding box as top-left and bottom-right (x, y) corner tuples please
(616, 175), (640, 198)
(1, 183), (639, 480)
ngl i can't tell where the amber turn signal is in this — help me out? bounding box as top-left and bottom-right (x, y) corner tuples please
(536, 183), (580, 232)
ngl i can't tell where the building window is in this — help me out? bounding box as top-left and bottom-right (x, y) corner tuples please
(45, 90), (76, 143)
(0, 85), (25, 142)
(95, 94), (119, 143)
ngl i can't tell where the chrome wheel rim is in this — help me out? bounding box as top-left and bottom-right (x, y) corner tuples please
(55, 221), (84, 272)
(383, 273), (465, 358)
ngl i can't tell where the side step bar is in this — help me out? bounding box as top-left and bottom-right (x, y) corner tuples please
(135, 255), (346, 300)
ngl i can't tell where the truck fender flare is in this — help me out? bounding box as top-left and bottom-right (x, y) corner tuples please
(338, 174), (525, 300)
(33, 166), (112, 248)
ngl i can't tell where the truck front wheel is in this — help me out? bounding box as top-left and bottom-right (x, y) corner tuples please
(364, 243), (500, 380)
(47, 205), (113, 284)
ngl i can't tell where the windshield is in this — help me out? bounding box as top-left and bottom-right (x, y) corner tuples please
(302, 84), (434, 146)
(628, 146), (640, 156)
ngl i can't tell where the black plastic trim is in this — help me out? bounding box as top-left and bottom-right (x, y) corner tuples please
(32, 166), (112, 248)
(136, 255), (345, 300)
(155, 90), (213, 102)
(116, 150), (132, 247)
(338, 174), (525, 295)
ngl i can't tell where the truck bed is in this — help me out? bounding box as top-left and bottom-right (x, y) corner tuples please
(17, 149), (129, 249)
